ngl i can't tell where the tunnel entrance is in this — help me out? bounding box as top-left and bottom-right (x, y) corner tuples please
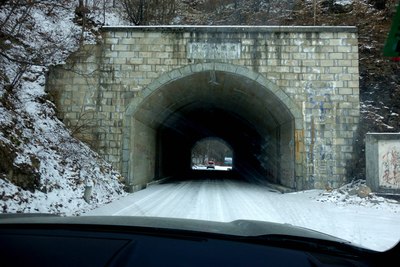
(125, 64), (301, 189)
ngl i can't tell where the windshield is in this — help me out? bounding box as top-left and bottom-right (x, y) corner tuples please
(1, 0), (399, 253)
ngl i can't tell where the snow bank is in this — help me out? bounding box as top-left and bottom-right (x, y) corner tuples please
(315, 179), (399, 208)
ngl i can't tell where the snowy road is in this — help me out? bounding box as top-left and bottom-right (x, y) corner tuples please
(84, 179), (400, 252)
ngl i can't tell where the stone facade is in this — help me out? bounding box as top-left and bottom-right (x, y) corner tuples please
(47, 26), (360, 190)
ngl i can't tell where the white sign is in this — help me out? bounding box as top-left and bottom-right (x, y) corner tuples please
(187, 42), (241, 59)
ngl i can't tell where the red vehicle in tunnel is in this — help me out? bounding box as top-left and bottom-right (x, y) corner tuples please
(206, 160), (215, 169)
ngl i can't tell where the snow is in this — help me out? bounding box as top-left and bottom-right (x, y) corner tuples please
(335, 0), (353, 6)
(360, 101), (396, 129)
(192, 165), (232, 171)
(84, 179), (400, 252)
(0, 1), (128, 216)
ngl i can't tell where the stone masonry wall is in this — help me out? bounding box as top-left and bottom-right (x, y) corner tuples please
(47, 26), (360, 190)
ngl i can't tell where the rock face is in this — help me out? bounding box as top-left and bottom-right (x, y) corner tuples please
(357, 185), (372, 198)
(321, 0), (354, 14)
(336, 181), (372, 198)
(0, 143), (40, 192)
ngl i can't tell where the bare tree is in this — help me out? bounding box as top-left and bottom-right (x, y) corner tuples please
(75, 0), (89, 43)
(150, 0), (176, 24)
(121, 0), (176, 25)
(1, 0), (36, 35)
(252, 0), (261, 12)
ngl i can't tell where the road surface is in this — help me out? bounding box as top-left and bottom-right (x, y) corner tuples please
(84, 179), (400, 251)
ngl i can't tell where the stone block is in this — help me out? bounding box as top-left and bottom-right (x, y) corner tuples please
(118, 51), (136, 58)
(131, 32), (145, 38)
(147, 58), (161, 65)
(283, 73), (299, 80)
(162, 58), (178, 65)
(347, 67), (359, 74)
(338, 60), (353, 67)
(319, 32), (334, 39)
(241, 39), (254, 45)
(351, 59), (359, 66)
(105, 38), (119, 45)
(334, 138), (346, 145)
(120, 38), (138, 45)
(138, 52), (152, 58)
(114, 31), (128, 38)
(112, 57), (126, 65)
(145, 32), (162, 38)
(329, 53), (344, 60)
(320, 60), (334, 67)
(138, 65), (152, 72)
(146, 72), (160, 79)
(148, 45), (164, 52)
(112, 44), (130, 51)
(348, 80), (359, 88)
(105, 51), (119, 58)
(293, 53), (307, 60)
(128, 58), (144, 65)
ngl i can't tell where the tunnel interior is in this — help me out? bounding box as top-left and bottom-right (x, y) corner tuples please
(129, 70), (296, 187)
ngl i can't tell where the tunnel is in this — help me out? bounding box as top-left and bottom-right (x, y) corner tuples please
(125, 65), (299, 189)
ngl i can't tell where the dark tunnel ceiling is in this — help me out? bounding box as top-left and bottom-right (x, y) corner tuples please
(134, 70), (294, 135)
(163, 104), (262, 149)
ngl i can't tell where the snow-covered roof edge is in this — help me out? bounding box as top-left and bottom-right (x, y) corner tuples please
(101, 25), (358, 33)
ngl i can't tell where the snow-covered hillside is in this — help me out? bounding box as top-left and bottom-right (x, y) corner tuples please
(0, 0), (128, 215)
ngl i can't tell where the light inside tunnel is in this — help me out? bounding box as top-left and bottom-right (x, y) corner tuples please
(191, 137), (233, 171)
(127, 67), (297, 188)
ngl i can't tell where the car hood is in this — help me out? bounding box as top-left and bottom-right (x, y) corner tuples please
(0, 214), (353, 245)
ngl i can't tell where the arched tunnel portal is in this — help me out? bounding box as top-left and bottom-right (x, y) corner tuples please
(124, 65), (303, 190)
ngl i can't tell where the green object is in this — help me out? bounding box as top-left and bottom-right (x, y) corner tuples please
(383, 3), (400, 57)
